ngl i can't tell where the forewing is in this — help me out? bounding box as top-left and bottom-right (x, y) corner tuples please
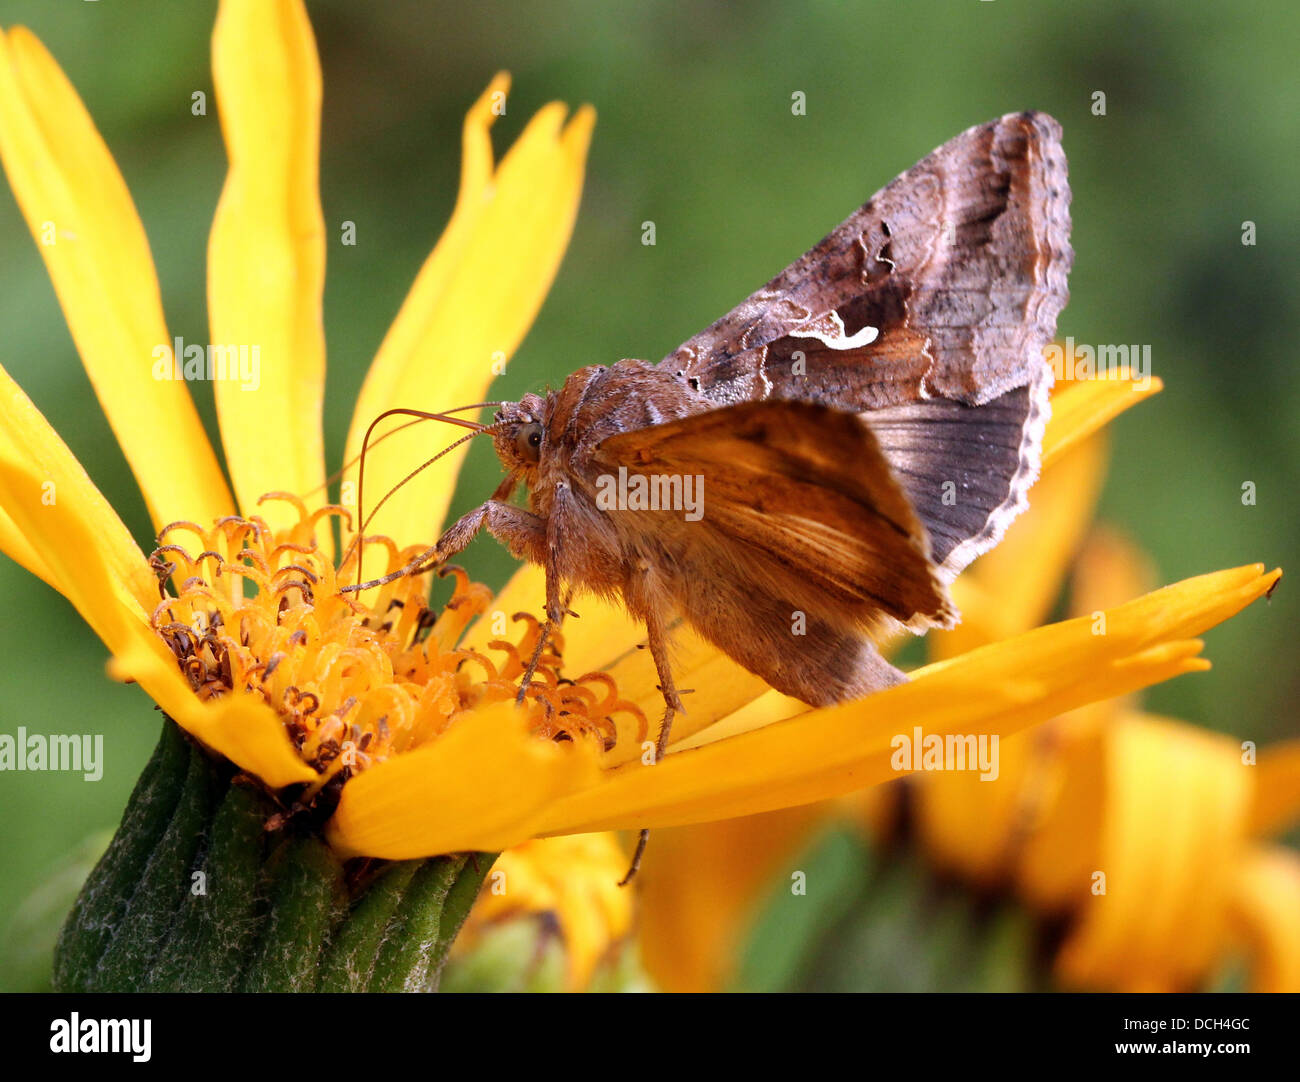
(660, 111), (1072, 409)
(593, 400), (956, 633)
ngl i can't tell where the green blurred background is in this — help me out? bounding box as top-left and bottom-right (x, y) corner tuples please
(0, 0), (1294, 990)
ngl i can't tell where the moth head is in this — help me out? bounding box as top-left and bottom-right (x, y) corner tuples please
(491, 393), (549, 475)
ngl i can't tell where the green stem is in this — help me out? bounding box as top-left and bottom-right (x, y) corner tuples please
(54, 718), (496, 992)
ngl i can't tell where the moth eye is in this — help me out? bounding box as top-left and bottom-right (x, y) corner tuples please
(515, 422), (544, 463)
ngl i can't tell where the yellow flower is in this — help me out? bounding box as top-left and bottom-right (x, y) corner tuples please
(915, 521), (1300, 993)
(452, 833), (635, 990)
(0, 2), (1279, 875)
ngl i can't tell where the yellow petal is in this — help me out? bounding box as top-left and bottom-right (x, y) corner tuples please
(1043, 370), (1162, 468)
(0, 27), (232, 531)
(0, 457), (313, 787)
(0, 455), (149, 646)
(326, 702), (602, 859)
(107, 638), (316, 789)
(912, 729), (1041, 883)
(458, 832), (633, 990)
(1014, 725), (1107, 909)
(638, 805), (827, 992)
(208, 0), (327, 538)
(535, 566), (1277, 836)
(673, 688), (808, 750)
(343, 77), (594, 548)
(1054, 713), (1250, 991)
(1251, 739), (1300, 836)
(1062, 526), (1159, 722)
(1229, 845), (1300, 993)
(0, 504), (55, 591)
(0, 362), (157, 615)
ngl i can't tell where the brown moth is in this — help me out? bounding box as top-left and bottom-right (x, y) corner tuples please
(358, 112), (1071, 769)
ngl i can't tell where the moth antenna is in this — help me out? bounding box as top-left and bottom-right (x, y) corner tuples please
(301, 402), (509, 500)
(301, 416), (427, 499)
(343, 407), (499, 589)
(438, 401), (510, 415)
(342, 428), (513, 594)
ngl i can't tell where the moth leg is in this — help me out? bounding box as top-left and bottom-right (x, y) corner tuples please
(613, 569), (686, 884)
(643, 602), (684, 761)
(437, 499), (548, 565)
(518, 482), (579, 703)
(620, 830), (651, 888)
(440, 502), (555, 707)
(342, 497), (546, 594)
(516, 587), (574, 705)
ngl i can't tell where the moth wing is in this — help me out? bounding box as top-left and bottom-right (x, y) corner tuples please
(659, 111), (1072, 410)
(661, 569), (911, 707)
(864, 360), (1053, 583)
(592, 400), (956, 636)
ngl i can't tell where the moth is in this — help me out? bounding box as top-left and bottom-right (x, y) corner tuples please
(356, 111), (1072, 766)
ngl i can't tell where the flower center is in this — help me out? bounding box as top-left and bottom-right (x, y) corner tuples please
(148, 493), (643, 793)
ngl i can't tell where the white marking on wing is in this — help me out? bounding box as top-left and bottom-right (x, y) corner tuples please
(757, 346), (773, 398)
(824, 324), (880, 350)
(794, 311), (880, 351)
